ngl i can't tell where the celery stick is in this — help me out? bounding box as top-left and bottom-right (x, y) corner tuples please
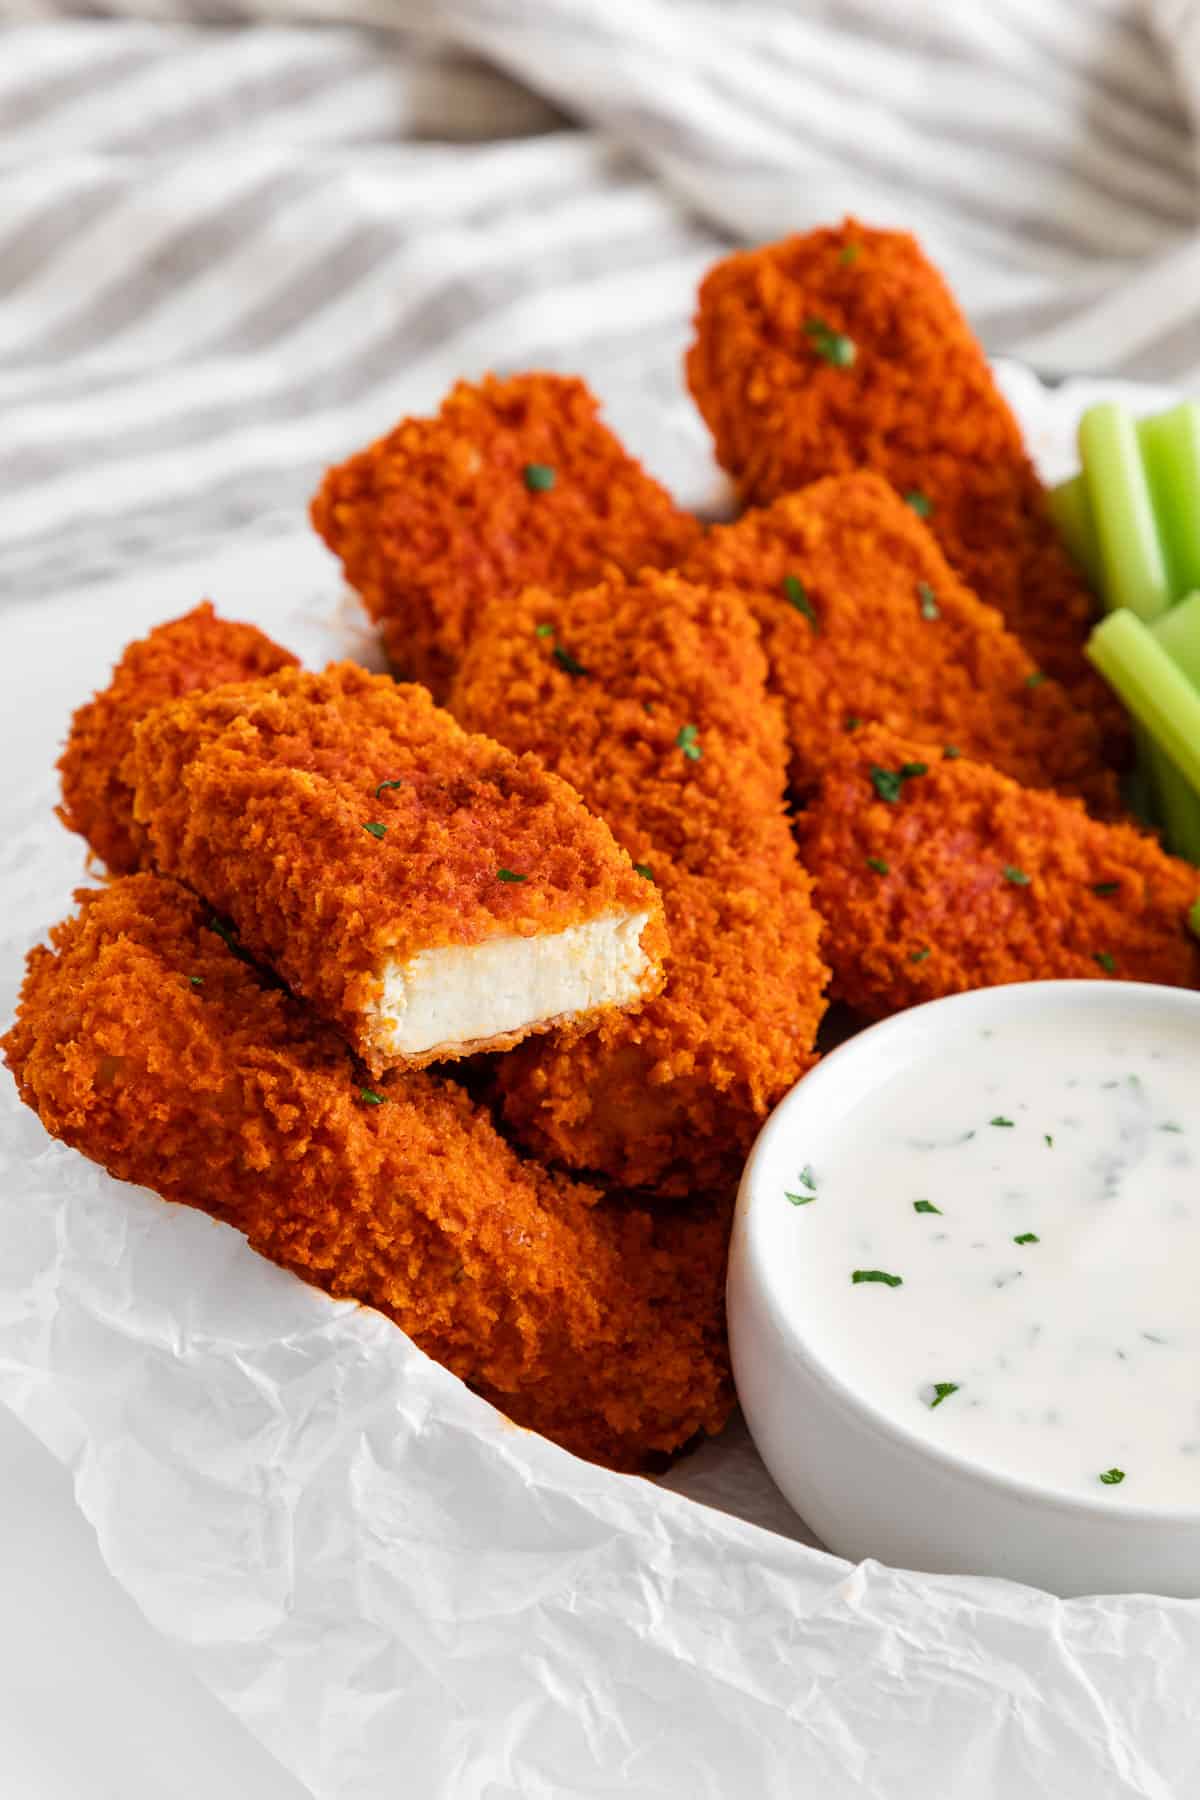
(1150, 590), (1200, 688)
(1047, 474), (1102, 593)
(1138, 405), (1200, 602)
(1087, 611), (1200, 798)
(1146, 742), (1200, 865)
(1079, 404), (1171, 620)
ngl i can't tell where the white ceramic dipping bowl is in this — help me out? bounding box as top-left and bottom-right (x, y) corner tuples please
(729, 980), (1200, 1598)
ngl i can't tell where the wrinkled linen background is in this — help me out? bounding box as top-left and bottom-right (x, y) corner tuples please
(4, 4), (1200, 1795)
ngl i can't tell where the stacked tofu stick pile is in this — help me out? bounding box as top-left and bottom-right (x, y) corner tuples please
(8, 222), (1200, 1472)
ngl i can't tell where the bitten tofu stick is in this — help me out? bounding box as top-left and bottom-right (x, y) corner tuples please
(2, 875), (731, 1471)
(798, 724), (1200, 1019)
(686, 221), (1125, 754)
(57, 601), (298, 874)
(310, 372), (702, 698)
(451, 569), (829, 1196)
(131, 663), (667, 1074)
(684, 472), (1119, 814)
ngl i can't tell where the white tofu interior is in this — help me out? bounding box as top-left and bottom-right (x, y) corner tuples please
(366, 910), (654, 1061)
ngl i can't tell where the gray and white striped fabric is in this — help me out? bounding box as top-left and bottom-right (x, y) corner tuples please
(2, 0), (1199, 601)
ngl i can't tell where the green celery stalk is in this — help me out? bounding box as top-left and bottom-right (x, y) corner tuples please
(1137, 405), (1200, 602)
(1145, 742), (1200, 865)
(1079, 404), (1171, 620)
(1047, 474), (1103, 592)
(1087, 611), (1200, 798)
(1150, 589), (1200, 688)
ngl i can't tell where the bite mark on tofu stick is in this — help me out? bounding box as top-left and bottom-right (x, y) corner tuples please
(130, 662), (667, 1074)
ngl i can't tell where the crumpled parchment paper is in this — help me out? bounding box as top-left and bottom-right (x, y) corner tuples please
(2, 369), (1199, 1800)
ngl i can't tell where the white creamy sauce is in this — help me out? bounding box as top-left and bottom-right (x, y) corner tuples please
(786, 1011), (1200, 1505)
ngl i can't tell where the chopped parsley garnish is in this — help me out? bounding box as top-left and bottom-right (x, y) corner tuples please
(852, 1269), (903, 1287)
(676, 723), (702, 762)
(552, 645), (588, 677)
(990, 1116), (1015, 1128)
(798, 1164), (817, 1192)
(1013, 1232), (1040, 1245)
(523, 463), (556, 492)
(1159, 1122), (1184, 1134)
(783, 574), (819, 631)
(633, 862), (655, 882)
(1099, 1467), (1126, 1485)
(535, 622), (554, 638)
(845, 716), (862, 732)
(497, 868), (528, 883)
(917, 581), (940, 620)
(904, 489), (934, 518)
(1025, 671), (1046, 688)
(189, 975), (204, 987)
(359, 1088), (386, 1106)
(913, 1199), (942, 1214)
(1045, 1134), (1054, 1148)
(803, 317), (856, 367)
(909, 947), (931, 963)
(929, 1382), (959, 1408)
(839, 243), (860, 266)
(866, 856), (889, 875)
(870, 761), (927, 804)
(206, 914), (245, 960)
(362, 821), (387, 839)
(1092, 881), (1119, 896)
(1095, 951), (1116, 973)
(374, 778), (404, 798)
(1003, 865), (1031, 886)
(943, 744), (961, 759)
(785, 1190), (816, 1206)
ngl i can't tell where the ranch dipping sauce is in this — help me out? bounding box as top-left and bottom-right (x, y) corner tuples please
(785, 1006), (1200, 1506)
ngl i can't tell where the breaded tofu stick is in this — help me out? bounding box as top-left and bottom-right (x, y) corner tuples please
(684, 471), (1119, 814)
(686, 222), (1123, 747)
(2, 875), (731, 1471)
(310, 373), (702, 698)
(131, 663), (667, 1074)
(798, 724), (1200, 1018)
(57, 601), (298, 874)
(451, 570), (829, 1194)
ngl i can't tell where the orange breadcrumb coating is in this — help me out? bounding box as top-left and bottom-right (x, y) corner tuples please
(57, 601), (298, 873)
(1, 874), (732, 1472)
(310, 373), (703, 698)
(451, 569), (829, 1194)
(798, 725), (1200, 1017)
(684, 472), (1119, 814)
(685, 222), (1126, 750)
(131, 662), (666, 1074)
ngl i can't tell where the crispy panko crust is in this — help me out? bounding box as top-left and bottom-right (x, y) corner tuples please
(685, 222), (1125, 750)
(310, 372), (703, 698)
(1, 874), (732, 1471)
(798, 725), (1200, 1016)
(57, 601), (298, 873)
(451, 570), (829, 1193)
(684, 471), (1119, 813)
(132, 661), (666, 1074)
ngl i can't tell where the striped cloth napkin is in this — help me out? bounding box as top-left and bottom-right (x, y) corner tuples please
(1, 0), (1198, 600)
